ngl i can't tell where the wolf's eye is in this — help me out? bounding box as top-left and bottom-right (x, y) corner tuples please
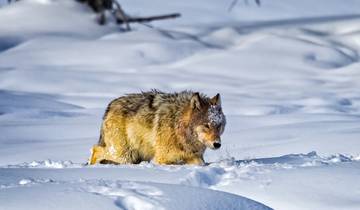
(204, 123), (210, 129)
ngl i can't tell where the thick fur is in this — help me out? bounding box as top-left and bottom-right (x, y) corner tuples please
(89, 90), (226, 165)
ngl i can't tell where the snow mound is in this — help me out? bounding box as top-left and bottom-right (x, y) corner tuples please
(0, 0), (112, 39)
(182, 152), (360, 188)
(0, 151), (359, 210)
(84, 180), (272, 210)
(5, 159), (82, 168)
(0, 178), (272, 210)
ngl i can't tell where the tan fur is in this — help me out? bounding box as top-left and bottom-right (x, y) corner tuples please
(89, 90), (226, 165)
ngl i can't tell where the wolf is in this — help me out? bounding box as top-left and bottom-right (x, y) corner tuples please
(88, 90), (226, 165)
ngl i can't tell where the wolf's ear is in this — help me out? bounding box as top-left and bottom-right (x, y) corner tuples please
(210, 93), (221, 106)
(191, 92), (202, 110)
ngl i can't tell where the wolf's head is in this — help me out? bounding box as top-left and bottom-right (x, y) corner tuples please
(188, 92), (226, 150)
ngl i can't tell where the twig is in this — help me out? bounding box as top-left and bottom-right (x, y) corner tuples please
(228, 0), (239, 12)
(78, 0), (181, 31)
(228, 0), (261, 12)
(112, 0), (131, 31)
(117, 13), (181, 24)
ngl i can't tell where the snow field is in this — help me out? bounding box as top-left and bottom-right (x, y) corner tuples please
(1, 0), (360, 209)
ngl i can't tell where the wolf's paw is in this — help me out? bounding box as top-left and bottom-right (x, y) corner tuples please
(186, 157), (205, 166)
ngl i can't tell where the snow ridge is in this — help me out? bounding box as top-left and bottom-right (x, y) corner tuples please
(181, 152), (360, 189)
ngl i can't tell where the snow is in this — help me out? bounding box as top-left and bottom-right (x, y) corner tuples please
(1, 0), (360, 209)
(208, 105), (226, 126)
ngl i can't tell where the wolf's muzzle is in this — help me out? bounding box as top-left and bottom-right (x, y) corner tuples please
(213, 142), (221, 149)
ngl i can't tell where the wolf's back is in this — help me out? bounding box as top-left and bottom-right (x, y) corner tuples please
(97, 90), (198, 147)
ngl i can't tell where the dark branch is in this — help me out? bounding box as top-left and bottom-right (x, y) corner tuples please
(117, 13), (181, 24)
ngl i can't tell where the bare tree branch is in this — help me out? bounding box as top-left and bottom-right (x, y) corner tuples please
(112, 0), (130, 31)
(117, 13), (181, 24)
(228, 0), (261, 12)
(78, 0), (181, 31)
(228, 0), (239, 12)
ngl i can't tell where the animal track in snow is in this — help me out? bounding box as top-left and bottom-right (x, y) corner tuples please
(84, 180), (164, 210)
(181, 151), (359, 189)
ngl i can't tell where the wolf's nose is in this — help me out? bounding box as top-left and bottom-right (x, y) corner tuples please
(213, 142), (221, 149)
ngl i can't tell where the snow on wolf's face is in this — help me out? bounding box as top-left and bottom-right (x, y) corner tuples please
(191, 93), (226, 150)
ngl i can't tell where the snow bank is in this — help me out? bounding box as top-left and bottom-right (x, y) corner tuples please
(0, 172), (272, 210)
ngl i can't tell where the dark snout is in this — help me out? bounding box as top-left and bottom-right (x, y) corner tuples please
(213, 142), (221, 149)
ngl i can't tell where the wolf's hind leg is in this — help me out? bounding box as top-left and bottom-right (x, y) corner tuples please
(100, 119), (139, 164)
(104, 145), (141, 164)
(88, 145), (106, 165)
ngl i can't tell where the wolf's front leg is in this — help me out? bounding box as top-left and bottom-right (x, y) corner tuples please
(185, 156), (205, 166)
